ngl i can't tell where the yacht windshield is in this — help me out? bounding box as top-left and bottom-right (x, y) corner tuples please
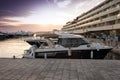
(58, 38), (89, 48)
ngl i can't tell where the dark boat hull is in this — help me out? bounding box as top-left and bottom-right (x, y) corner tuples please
(35, 48), (112, 59)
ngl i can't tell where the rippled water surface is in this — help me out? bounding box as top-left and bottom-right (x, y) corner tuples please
(0, 38), (31, 58)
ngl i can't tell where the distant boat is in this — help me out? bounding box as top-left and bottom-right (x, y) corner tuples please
(23, 32), (112, 59)
(0, 33), (7, 40)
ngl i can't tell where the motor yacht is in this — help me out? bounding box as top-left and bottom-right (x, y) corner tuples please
(23, 32), (112, 59)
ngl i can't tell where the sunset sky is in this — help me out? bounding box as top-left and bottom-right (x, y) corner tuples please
(0, 0), (105, 32)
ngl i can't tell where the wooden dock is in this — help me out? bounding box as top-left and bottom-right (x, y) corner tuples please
(0, 59), (120, 80)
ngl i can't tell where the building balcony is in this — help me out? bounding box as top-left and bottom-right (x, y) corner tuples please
(85, 23), (120, 32)
(78, 0), (120, 21)
(63, 15), (119, 31)
(76, 20), (101, 28)
(101, 15), (117, 22)
(65, 23), (77, 28)
(77, 6), (120, 24)
(72, 29), (84, 34)
(63, 23), (120, 34)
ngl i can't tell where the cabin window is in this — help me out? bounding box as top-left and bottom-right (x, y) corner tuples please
(58, 38), (88, 48)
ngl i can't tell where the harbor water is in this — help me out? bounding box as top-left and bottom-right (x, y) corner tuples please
(0, 38), (31, 58)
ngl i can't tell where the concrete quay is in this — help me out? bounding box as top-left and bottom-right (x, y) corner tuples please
(0, 59), (120, 80)
(108, 48), (120, 60)
(88, 38), (120, 59)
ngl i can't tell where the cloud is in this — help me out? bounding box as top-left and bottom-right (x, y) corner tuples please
(0, 18), (19, 23)
(75, 0), (105, 14)
(0, 0), (49, 26)
(0, 24), (63, 32)
(0, 0), (47, 18)
(0, 10), (16, 18)
(54, 0), (72, 8)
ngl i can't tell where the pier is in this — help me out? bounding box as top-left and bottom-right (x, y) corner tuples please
(0, 59), (120, 80)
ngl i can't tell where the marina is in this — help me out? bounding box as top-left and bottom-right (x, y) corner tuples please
(0, 0), (120, 79)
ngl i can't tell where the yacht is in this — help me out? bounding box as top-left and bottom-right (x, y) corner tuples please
(23, 32), (112, 59)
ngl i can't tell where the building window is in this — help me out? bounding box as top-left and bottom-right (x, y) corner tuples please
(117, 19), (120, 23)
(109, 11), (119, 16)
(106, 20), (115, 25)
(101, 15), (108, 19)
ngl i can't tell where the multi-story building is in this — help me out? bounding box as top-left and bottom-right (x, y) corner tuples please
(62, 0), (120, 35)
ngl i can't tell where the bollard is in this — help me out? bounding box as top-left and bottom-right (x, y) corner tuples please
(13, 55), (16, 59)
(91, 51), (93, 59)
(44, 53), (47, 60)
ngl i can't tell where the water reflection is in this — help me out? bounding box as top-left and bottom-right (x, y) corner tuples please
(0, 38), (31, 58)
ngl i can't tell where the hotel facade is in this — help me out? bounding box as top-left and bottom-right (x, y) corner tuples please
(62, 0), (120, 36)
